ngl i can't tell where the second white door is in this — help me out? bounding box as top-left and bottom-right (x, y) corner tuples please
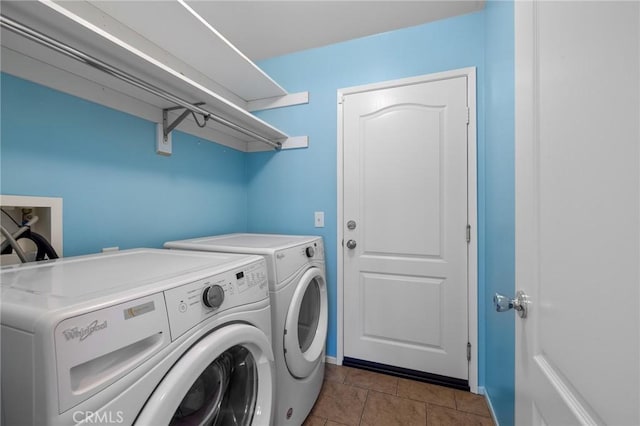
(515, 2), (640, 424)
(342, 74), (470, 381)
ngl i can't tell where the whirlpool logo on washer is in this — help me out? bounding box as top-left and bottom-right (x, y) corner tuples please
(62, 320), (108, 342)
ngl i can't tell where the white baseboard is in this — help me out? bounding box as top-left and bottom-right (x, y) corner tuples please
(477, 386), (500, 426)
(324, 356), (338, 365)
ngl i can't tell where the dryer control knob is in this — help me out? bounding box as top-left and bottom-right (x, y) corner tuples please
(305, 246), (315, 258)
(203, 285), (225, 309)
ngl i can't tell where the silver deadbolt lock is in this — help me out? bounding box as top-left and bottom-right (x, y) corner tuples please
(347, 220), (357, 230)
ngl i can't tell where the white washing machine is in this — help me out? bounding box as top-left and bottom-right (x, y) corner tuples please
(164, 234), (328, 426)
(1, 248), (274, 426)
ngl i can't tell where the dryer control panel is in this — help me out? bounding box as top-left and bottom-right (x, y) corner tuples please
(163, 259), (268, 340)
(274, 238), (324, 283)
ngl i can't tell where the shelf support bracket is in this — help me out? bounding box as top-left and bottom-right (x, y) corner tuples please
(162, 102), (206, 141)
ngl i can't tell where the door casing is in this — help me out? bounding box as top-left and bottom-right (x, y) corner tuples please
(336, 67), (478, 393)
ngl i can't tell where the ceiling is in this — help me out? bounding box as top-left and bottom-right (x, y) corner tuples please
(186, 1), (486, 61)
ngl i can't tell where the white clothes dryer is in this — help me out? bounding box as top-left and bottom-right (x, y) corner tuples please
(165, 234), (328, 426)
(1, 248), (274, 426)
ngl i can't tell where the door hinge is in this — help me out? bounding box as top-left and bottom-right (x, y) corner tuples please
(466, 107), (470, 125)
(466, 224), (471, 243)
(467, 342), (471, 361)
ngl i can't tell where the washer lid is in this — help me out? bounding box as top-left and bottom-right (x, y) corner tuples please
(165, 233), (319, 253)
(0, 249), (263, 332)
(1, 249), (251, 298)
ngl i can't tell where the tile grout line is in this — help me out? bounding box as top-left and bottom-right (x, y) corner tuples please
(425, 399), (429, 426)
(357, 389), (367, 426)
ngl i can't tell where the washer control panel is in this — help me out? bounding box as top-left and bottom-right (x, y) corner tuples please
(164, 258), (268, 340)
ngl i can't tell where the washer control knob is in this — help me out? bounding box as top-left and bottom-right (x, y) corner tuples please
(305, 246), (315, 258)
(203, 285), (225, 309)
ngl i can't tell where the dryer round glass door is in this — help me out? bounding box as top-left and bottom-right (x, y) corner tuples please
(299, 282), (321, 353)
(283, 267), (328, 379)
(136, 324), (274, 425)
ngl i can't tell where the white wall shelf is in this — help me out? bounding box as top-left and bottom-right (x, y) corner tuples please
(0, 0), (309, 152)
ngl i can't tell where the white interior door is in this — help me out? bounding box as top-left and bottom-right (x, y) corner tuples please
(515, 1), (640, 424)
(341, 74), (470, 381)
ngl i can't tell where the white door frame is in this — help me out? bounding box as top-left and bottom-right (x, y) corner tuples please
(336, 67), (478, 393)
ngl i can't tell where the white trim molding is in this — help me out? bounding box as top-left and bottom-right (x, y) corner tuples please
(478, 386), (500, 426)
(324, 356), (338, 365)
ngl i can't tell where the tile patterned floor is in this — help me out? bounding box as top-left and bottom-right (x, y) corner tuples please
(303, 364), (495, 426)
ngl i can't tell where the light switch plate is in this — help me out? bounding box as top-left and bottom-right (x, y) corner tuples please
(314, 211), (324, 228)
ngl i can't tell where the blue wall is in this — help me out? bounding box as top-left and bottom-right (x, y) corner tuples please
(249, 10), (486, 369)
(483, 1), (515, 425)
(249, 4), (515, 423)
(1, 73), (248, 255)
(0, 5), (515, 423)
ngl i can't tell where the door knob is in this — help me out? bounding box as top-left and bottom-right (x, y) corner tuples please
(494, 291), (528, 318)
(346, 239), (357, 249)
